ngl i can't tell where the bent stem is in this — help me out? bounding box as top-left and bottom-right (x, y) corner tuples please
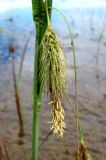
(64, 91), (83, 142)
(18, 33), (32, 88)
(0, 137), (10, 160)
(60, 15), (92, 156)
(11, 53), (24, 137)
(51, 7), (79, 149)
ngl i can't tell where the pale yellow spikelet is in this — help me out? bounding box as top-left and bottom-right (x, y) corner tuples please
(51, 97), (66, 138)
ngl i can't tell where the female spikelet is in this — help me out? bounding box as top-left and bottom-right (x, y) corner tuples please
(76, 142), (92, 160)
(39, 25), (66, 137)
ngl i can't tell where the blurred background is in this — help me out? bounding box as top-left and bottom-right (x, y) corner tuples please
(0, 0), (106, 160)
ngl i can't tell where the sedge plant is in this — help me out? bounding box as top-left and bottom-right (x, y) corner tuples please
(5, 18), (25, 138)
(8, 42), (25, 138)
(32, 0), (92, 160)
(31, 0), (52, 159)
(39, 25), (66, 137)
(48, 8), (92, 160)
(52, 8), (92, 159)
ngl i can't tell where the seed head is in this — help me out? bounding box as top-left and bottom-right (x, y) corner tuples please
(50, 97), (66, 138)
(76, 143), (92, 160)
(39, 25), (66, 137)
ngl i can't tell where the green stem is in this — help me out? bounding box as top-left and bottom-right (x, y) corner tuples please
(51, 8), (83, 149)
(18, 33), (32, 88)
(45, 0), (50, 26)
(64, 91), (84, 143)
(32, 111), (40, 160)
(31, 1), (53, 160)
(51, 7), (82, 146)
(32, 27), (41, 160)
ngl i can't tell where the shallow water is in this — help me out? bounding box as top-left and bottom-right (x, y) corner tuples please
(0, 2), (106, 160)
(0, 4), (106, 62)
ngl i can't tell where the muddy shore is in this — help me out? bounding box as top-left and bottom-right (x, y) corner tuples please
(0, 6), (106, 160)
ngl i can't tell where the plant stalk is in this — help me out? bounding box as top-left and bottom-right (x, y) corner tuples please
(51, 7), (79, 149)
(32, 110), (40, 160)
(11, 53), (24, 137)
(31, 0), (52, 160)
